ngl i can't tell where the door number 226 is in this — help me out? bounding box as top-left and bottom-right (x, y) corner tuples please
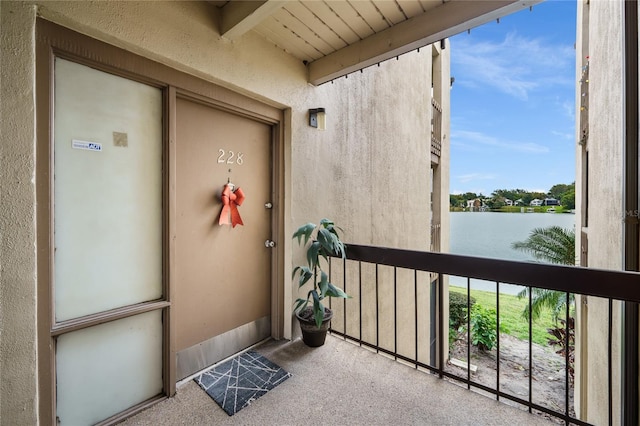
(217, 149), (244, 165)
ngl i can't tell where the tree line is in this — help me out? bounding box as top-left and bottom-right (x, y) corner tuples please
(450, 182), (575, 210)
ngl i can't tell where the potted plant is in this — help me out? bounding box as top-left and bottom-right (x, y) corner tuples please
(292, 219), (349, 347)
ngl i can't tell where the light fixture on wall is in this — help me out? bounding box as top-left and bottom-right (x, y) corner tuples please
(309, 108), (326, 130)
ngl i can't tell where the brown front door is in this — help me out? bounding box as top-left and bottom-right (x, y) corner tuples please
(174, 96), (273, 379)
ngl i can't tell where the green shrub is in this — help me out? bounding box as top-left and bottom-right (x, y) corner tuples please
(448, 292), (477, 348)
(449, 291), (476, 330)
(470, 304), (498, 351)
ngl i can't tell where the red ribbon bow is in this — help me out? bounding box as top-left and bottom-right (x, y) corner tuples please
(219, 184), (245, 227)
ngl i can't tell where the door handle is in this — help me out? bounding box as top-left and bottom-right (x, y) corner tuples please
(264, 240), (276, 248)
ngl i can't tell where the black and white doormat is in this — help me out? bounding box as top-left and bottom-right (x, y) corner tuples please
(194, 350), (291, 416)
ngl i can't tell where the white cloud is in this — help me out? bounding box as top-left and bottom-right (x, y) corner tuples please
(452, 129), (550, 153)
(451, 32), (574, 100)
(456, 173), (497, 183)
(551, 130), (573, 140)
(452, 188), (489, 196)
(561, 99), (575, 120)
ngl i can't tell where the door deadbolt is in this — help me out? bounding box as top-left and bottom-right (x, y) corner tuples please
(265, 240), (276, 248)
(264, 202), (273, 209)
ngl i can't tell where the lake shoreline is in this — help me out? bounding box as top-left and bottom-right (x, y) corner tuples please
(449, 211), (575, 294)
(450, 208), (575, 214)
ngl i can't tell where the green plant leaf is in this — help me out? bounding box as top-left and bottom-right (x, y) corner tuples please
(335, 241), (346, 259)
(321, 218), (344, 234)
(311, 292), (325, 328)
(293, 298), (308, 313)
(292, 222), (316, 246)
(318, 271), (329, 298)
(517, 287), (573, 322)
(325, 282), (349, 298)
(307, 241), (321, 269)
(470, 304), (498, 351)
(317, 228), (335, 254)
(295, 266), (313, 288)
(292, 219), (348, 327)
(292, 265), (300, 280)
(319, 218), (334, 228)
(511, 226), (576, 266)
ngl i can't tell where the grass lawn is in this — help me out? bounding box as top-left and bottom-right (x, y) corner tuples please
(449, 286), (566, 346)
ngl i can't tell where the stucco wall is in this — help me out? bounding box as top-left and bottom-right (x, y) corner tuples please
(290, 55), (432, 250)
(585, 1), (624, 268)
(435, 42), (451, 256)
(35, 1), (308, 107)
(0, 2), (39, 424)
(573, 0), (588, 418)
(436, 42), (451, 361)
(1, 1), (444, 423)
(301, 51), (439, 361)
(575, 0), (624, 424)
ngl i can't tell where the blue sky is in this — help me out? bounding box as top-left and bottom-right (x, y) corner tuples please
(449, 0), (577, 196)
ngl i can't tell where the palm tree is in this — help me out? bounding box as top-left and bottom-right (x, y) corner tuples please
(511, 226), (576, 320)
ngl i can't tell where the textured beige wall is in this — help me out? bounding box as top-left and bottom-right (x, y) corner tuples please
(1, 1), (443, 423)
(584, 2), (624, 268)
(290, 53), (433, 250)
(35, 1), (305, 107)
(435, 42), (451, 257)
(573, 0), (588, 418)
(298, 43), (450, 365)
(0, 2), (39, 424)
(575, 0), (624, 424)
(289, 49), (438, 347)
(436, 42), (451, 360)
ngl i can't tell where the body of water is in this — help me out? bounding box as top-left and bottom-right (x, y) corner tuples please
(448, 211), (575, 294)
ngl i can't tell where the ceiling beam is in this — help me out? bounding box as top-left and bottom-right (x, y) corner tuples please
(308, 0), (541, 85)
(220, 0), (287, 40)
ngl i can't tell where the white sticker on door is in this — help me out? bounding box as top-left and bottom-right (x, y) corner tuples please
(72, 139), (102, 152)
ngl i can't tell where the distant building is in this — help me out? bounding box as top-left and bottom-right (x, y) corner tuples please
(530, 199), (543, 207)
(542, 198), (560, 206)
(466, 198), (484, 212)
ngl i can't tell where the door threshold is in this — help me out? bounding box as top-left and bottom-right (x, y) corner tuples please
(176, 337), (273, 387)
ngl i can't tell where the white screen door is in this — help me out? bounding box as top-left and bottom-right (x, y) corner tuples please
(53, 58), (164, 425)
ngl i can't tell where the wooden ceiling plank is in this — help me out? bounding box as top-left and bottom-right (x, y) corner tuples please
(253, 25), (315, 62)
(396, 0), (426, 17)
(258, 16), (324, 61)
(373, 0), (408, 25)
(274, 6), (336, 55)
(304, 2), (361, 45)
(418, 0), (443, 12)
(284, 2), (348, 51)
(349, 0), (390, 33)
(326, 1), (376, 39)
(309, 0), (541, 85)
(221, 1), (287, 40)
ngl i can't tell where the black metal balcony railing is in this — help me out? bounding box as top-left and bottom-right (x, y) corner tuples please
(328, 244), (640, 426)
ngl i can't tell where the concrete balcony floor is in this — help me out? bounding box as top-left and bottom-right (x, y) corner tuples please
(123, 335), (554, 425)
